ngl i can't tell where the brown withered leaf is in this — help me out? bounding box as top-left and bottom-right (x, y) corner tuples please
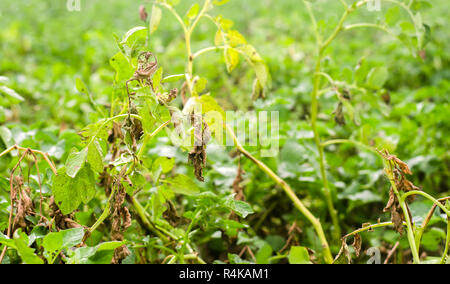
(139, 5), (148, 22)
(108, 122), (124, 144)
(189, 146), (206, 182)
(188, 115), (210, 182)
(352, 234), (362, 258)
(333, 102), (346, 126)
(162, 200), (181, 227)
(49, 196), (81, 230)
(333, 239), (352, 264)
(383, 187), (396, 213)
(384, 188), (405, 234)
(393, 157), (412, 175)
(111, 183), (131, 264)
(13, 187), (34, 231)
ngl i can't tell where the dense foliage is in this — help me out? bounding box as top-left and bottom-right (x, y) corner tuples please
(0, 0), (448, 264)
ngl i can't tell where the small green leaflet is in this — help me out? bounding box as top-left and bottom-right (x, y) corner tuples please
(288, 246), (312, 264)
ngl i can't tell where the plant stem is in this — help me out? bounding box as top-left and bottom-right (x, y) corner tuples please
(441, 214), (450, 264)
(400, 191), (450, 217)
(193, 46), (226, 59)
(225, 125), (333, 264)
(307, 5), (356, 242)
(87, 187), (117, 237)
(342, 221), (405, 239)
(311, 48), (341, 242)
(321, 139), (382, 157)
(131, 196), (168, 242)
(415, 197), (450, 250)
(0, 145), (57, 174)
(137, 120), (171, 159)
(385, 161), (420, 264)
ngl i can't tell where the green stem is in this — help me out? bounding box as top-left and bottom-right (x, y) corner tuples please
(184, 254), (206, 264)
(400, 191), (450, 217)
(131, 196), (168, 242)
(342, 221), (406, 239)
(441, 215), (450, 264)
(225, 125), (333, 264)
(137, 120), (171, 159)
(343, 23), (397, 38)
(321, 139), (382, 157)
(311, 51), (341, 242)
(193, 46), (226, 59)
(186, 0), (211, 78)
(87, 187), (117, 236)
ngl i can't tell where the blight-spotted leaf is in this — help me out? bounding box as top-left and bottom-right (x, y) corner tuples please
(52, 166), (96, 214)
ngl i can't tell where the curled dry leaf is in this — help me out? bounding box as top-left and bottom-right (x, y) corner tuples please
(49, 196), (82, 230)
(333, 239), (352, 264)
(111, 184), (131, 264)
(108, 122), (124, 144)
(333, 102), (346, 126)
(188, 114), (210, 182)
(13, 187), (34, 231)
(162, 200), (181, 227)
(352, 234), (362, 258)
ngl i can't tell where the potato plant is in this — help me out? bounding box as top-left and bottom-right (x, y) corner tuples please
(0, 0), (448, 264)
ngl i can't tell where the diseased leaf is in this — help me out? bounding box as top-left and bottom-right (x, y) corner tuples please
(75, 78), (88, 94)
(352, 234), (362, 257)
(52, 166), (96, 215)
(110, 52), (134, 84)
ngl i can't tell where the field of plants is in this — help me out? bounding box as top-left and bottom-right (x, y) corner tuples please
(0, 0), (448, 265)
